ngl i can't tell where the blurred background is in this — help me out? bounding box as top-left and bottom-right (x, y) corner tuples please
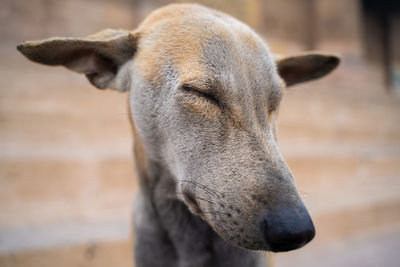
(0, 0), (399, 266)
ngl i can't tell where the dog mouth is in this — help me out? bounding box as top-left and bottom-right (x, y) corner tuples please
(179, 183), (315, 252)
(179, 190), (264, 249)
(181, 195), (315, 252)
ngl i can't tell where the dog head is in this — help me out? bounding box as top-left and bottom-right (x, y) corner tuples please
(18, 4), (339, 252)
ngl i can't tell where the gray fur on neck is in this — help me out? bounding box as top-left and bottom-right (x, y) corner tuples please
(133, 159), (266, 267)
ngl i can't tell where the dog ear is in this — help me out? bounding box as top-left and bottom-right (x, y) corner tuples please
(275, 52), (340, 87)
(17, 29), (139, 91)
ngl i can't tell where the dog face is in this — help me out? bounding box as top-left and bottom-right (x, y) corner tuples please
(18, 4), (339, 252)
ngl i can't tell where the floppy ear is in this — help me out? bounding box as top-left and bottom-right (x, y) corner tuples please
(17, 29), (139, 91)
(276, 52), (340, 87)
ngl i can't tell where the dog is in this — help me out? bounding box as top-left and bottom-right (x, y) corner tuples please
(17, 3), (339, 267)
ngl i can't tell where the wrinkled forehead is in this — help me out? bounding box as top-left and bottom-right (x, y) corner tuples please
(136, 16), (282, 96)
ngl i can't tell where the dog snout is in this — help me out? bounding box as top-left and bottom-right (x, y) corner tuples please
(261, 207), (315, 252)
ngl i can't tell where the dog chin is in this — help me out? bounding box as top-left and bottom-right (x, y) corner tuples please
(206, 223), (270, 251)
(225, 236), (271, 251)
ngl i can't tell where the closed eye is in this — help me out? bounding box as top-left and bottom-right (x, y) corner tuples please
(180, 84), (221, 107)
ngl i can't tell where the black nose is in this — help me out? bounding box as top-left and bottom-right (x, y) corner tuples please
(262, 208), (315, 252)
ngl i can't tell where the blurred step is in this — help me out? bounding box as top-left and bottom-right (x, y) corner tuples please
(286, 154), (400, 214)
(0, 159), (135, 228)
(0, 238), (133, 267)
(313, 200), (400, 243)
(0, 113), (132, 159)
(278, 95), (400, 145)
(0, 79), (130, 116)
(275, 226), (400, 267)
(0, 218), (131, 253)
(288, 153), (400, 242)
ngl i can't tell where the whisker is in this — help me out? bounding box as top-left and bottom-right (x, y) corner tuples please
(179, 180), (221, 197)
(176, 193), (219, 205)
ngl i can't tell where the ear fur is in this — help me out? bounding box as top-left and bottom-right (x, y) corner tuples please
(17, 29), (139, 90)
(276, 52), (340, 87)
